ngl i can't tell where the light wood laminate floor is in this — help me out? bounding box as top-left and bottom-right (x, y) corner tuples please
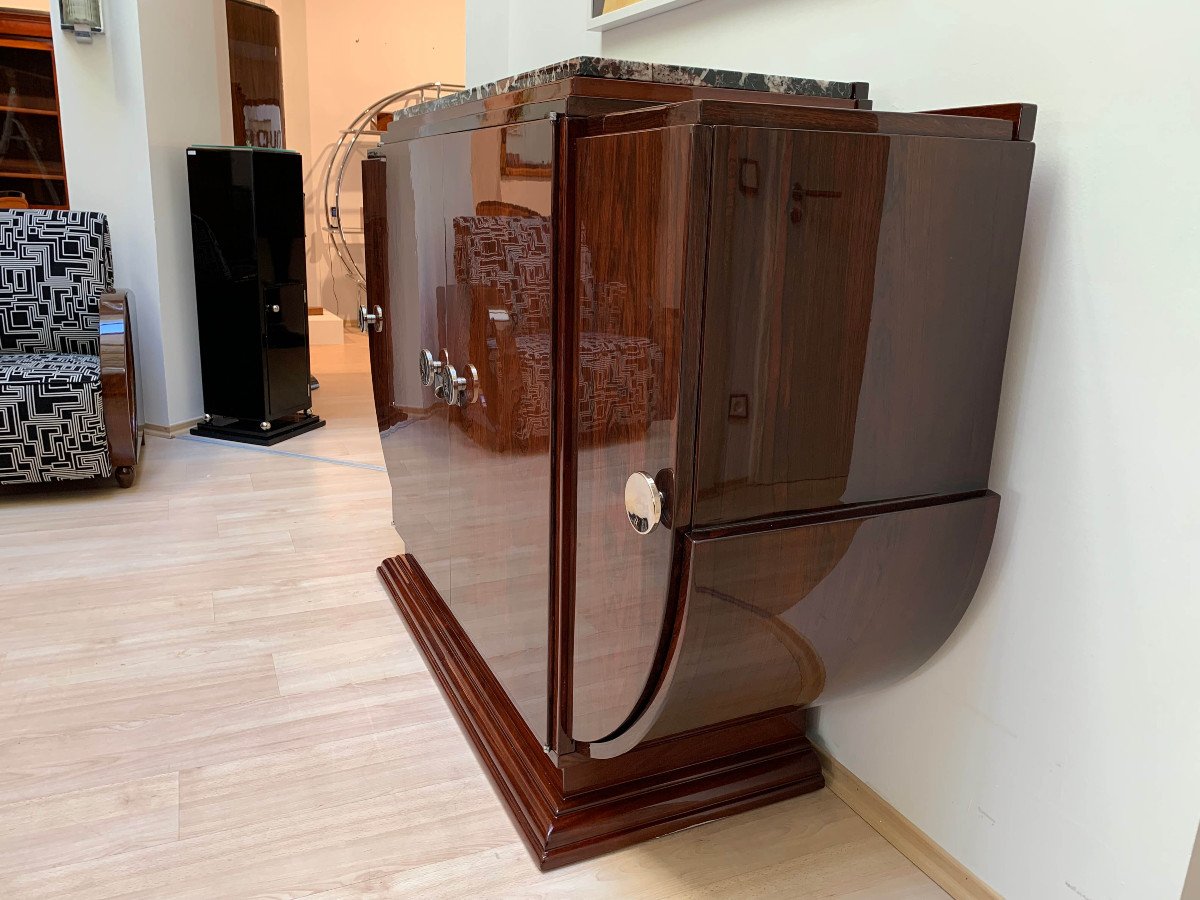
(0, 334), (945, 898)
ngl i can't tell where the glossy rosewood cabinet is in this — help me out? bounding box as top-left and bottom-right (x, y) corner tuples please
(366, 70), (1035, 869)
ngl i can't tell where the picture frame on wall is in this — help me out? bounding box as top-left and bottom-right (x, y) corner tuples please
(587, 0), (706, 32)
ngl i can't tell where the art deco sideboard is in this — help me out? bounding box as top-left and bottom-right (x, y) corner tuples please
(361, 57), (1036, 869)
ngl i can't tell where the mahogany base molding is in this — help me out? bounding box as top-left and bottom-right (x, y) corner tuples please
(379, 554), (824, 870)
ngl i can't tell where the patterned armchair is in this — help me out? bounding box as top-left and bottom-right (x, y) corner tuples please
(0, 210), (141, 487)
(450, 213), (669, 452)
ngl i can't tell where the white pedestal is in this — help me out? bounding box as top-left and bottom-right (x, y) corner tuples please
(308, 310), (344, 345)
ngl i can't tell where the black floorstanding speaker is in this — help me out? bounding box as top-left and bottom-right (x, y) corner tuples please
(185, 145), (325, 445)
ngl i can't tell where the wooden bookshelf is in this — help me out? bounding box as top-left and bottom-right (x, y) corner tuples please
(0, 9), (68, 209)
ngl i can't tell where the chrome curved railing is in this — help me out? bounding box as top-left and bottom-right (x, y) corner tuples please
(320, 82), (463, 293)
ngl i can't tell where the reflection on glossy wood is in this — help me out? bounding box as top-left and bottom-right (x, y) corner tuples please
(380, 553), (823, 870)
(225, 0), (285, 148)
(696, 126), (1035, 525)
(99, 290), (141, 487)
(570, 125), (709, 743)
(444, 121), (555, 744)
(644, 494), (999, 741)
(375, 133), (451, 600)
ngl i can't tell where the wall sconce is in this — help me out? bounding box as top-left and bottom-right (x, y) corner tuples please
(59, 0), (103, 43)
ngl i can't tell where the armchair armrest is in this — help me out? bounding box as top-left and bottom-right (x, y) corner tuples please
(99, 290), (141, 486)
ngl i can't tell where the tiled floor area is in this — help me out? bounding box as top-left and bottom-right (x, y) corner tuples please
(0, 333), (945, 898)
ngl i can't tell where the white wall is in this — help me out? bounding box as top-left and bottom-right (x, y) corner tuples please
(52, 0), (163, 426)
(465, 0), (598, 85)
(268, 0), (465, 322)
(1185, 827), (1200, 900)
(135, 0), (232, 424)
(467, 1), (1200, 897)
(52, 0), (231, 428)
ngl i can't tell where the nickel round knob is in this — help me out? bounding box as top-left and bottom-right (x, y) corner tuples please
(358, 304), (384, 333)
(456, 363), (481, 406)
(418, 348), (442, 386)
(441, 364), (461, 406)
(625, 472), (664, 535)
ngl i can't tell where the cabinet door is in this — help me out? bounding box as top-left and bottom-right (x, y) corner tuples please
(362, 157), (393, 432)
(372, 134), (451, 600)
(440, 122), (555, 744)
(253, 150), (310, 419)
(262, 281), (310, 418)
(695, 127), (1034, 524)
(570, 125), (710, 744)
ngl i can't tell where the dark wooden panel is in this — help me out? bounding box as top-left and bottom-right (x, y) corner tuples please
(570, 125), (711, 743)
(696, 127), (1035, 525)
(361, 157), (399, 431)
(549, 114), (584, 757)
(593, 98), (1017, 141)
(601, 493), (999, 745)
(0, 11), (68, 209)
(0, 9), (52, 41)
(441, 121), (556, 745)
(226, 0), (285, 148)
(922, 102), (1038, 141)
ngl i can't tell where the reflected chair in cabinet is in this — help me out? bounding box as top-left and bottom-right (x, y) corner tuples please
(447, 210), (676, 453)
(0, 210), (141, 487)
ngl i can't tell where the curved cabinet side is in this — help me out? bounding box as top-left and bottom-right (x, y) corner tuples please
(589, 493), (999, 756)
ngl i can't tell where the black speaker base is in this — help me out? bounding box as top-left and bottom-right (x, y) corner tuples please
(190, 413), (326, 446)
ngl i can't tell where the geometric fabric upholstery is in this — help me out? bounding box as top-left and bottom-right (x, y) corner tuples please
(0, 210), (114, 483)
(0, 353), (111, 482)
(0, 210), (113, 356)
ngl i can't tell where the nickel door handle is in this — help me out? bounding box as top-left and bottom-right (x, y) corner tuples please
(418, 348), (443, 387)
(439, 364), (461, 405)
(454, 363), (481, 406)
(432, 359), (481, 407)
(625, 472), (664, 535)
(358, 304), (383, 333)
